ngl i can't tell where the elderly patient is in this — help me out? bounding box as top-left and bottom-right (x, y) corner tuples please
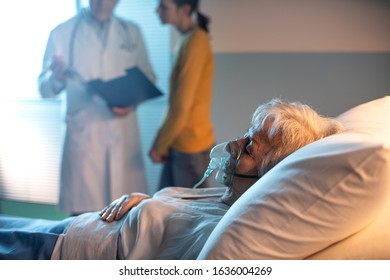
(0, 99), (343, 260)
(92, 98), (343, 259)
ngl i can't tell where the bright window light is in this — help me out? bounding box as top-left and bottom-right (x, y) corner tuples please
(0, 1), (76, 100)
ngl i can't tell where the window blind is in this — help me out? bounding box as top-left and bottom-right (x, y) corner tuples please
(0, 1), (76, 204)
(0, 100), (62, 203)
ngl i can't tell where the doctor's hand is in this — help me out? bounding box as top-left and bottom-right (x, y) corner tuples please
(111, 106), (132, 117)
(50, 55), (68, 82)
(99, 193), (150, 223)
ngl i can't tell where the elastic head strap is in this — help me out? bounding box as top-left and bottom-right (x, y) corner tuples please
(233, 173), (259, 179)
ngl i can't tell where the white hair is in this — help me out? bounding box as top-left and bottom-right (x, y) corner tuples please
(250, 98), (344, 176)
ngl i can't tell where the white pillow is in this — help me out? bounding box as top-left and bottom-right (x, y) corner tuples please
(307, 96), (390, 259)
(198, 96), (390, 260)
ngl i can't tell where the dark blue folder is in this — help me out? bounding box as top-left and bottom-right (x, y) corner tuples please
(88, 67), (163, 107)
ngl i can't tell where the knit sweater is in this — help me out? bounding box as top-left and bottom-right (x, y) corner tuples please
(154, 28), (215, 155)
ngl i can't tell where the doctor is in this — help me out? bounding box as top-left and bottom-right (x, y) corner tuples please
(38, 0), (156, 215)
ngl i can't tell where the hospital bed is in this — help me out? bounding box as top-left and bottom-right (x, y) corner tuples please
(1, 96), (389, 260)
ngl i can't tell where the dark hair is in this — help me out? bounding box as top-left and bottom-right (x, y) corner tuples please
(173, 0), (210, 33)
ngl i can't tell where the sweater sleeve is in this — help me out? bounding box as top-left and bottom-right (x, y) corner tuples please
(154, 30), (211, 155)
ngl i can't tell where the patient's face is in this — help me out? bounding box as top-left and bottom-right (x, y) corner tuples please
(221, 126), (271, 185)
(218, 123), (274, 205)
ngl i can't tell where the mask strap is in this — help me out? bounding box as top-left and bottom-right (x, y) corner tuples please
(233, 173), (259, 179)
(226, 141), (242, 187)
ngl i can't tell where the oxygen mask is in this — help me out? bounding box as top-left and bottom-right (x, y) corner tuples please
(192, 141), (236, 189)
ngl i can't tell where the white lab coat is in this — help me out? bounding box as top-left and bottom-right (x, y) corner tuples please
(38, 10), (156, 213)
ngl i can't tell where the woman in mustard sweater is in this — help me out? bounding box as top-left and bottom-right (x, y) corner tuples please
(149, 0), (215, 189)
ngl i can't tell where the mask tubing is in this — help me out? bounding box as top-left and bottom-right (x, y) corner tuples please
(192, 166), (214, 189)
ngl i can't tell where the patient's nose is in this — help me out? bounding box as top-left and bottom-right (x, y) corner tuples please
(227, 141), (240, 159)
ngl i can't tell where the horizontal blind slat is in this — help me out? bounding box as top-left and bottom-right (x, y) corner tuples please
(0, 100), (62, 204)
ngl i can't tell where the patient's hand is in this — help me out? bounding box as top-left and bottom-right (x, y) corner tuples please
(99, 193), (150, 223)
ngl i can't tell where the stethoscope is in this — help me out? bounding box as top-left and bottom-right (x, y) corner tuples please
(67, 9), (137, 79)
(68, 11), (87, 73)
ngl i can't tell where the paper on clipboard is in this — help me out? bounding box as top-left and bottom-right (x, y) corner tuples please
(87, 67), (163, 107)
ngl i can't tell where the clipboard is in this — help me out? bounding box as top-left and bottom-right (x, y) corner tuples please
(87, 67), (163, 107)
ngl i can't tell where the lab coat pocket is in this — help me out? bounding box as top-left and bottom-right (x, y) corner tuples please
(65, 110), (92, 150)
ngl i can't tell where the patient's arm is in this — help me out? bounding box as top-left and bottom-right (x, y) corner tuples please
(99, 193), (151, 223)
